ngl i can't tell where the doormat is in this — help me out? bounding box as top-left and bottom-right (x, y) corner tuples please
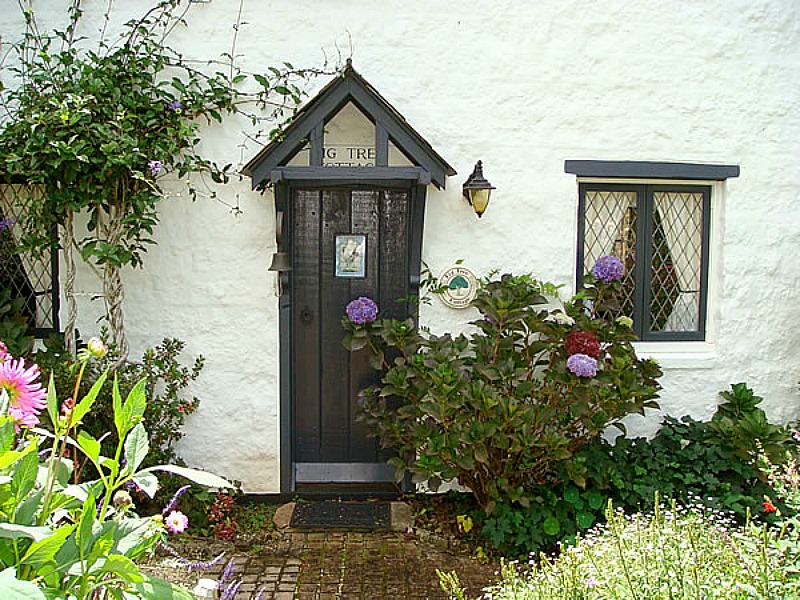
(290, 501), (391, 530)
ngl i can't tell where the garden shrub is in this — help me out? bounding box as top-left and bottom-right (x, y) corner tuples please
(343, 259), (662, 512)
(34, 334), (203, 467)
(478, 382), (784, 558)
(481, 484), (608, 558)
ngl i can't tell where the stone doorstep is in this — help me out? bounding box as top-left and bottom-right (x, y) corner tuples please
(273, 501), (413, 532)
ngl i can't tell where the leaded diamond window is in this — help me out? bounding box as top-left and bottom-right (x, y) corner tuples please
(578, 184), (710, 341)
(0, 184), (59, 337)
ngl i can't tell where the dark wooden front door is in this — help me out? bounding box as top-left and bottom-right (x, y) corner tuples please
(291, 187), (410, 488)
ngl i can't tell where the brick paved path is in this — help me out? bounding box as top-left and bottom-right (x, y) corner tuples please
(197, 530), (493, 599)
(148, 528), (494, 599)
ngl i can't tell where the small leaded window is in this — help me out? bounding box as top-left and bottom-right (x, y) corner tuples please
(578, 183), (710, 341)
(0, 184), (59, 337)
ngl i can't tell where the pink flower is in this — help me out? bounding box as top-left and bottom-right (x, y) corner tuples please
(0, 341), (10, 363)
(165, 510), (189, 534)
(0, 358), (46, 428)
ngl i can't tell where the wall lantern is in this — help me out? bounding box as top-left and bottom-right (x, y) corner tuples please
(462, 160), (495, 218)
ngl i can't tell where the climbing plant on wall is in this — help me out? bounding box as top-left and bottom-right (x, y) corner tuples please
(0, 0), (331, 356)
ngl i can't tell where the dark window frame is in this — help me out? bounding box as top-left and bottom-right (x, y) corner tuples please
(0, 182), (60, 338)
(577, 182), (711, 342)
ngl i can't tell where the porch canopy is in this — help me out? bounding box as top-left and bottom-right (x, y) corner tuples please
(242, 60), (456, 189)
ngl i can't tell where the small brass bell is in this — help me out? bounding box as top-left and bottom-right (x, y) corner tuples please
(268, 251), (292, 272)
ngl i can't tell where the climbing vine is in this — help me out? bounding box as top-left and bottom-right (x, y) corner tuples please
(0, 0), (332, 356)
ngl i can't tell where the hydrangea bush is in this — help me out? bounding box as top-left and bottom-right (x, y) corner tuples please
(342, 257), (662, 512)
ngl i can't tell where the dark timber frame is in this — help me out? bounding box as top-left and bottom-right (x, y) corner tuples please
(244, 63), (454, 494)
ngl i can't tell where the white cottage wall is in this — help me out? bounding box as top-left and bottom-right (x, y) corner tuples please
(4, 1), (799, 492)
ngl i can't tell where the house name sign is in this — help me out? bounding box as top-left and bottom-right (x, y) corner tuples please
(323, 145), (376, 167)
(438, 265), (479, 309)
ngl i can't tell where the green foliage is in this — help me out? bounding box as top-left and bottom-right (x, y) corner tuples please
(0, 349), (231, 598)
(481, 484), (607, 558)
(0, 288), (33, 357)
(709, 382), (791, 463)
(0, 2), (329, 351)
(35, 334), (202, 469)
(32, 334), (206, 520)
(477, 383), (784, 558)
(1, 1), (321, 265)
(343, 271), (661, 512)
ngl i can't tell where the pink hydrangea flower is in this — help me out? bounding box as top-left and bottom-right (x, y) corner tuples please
(0, 357), (47, 428)
(165, 510), (189, 534)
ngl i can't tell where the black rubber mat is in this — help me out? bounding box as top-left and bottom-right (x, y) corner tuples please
(290, 501), (391, 530)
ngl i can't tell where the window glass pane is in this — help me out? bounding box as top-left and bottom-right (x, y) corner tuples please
(323, 101), (376, 166)
(650, 191), (704, 333)
(388, 140), (414, 167)
(285, 143), (310, 167)
(0, 184), (56, 332)
(583, 190), (637, 321)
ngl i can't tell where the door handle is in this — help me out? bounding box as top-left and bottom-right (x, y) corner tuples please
(300, 308), (314, 322)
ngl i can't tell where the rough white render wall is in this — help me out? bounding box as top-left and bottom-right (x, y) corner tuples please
(5, 1), (799, 492)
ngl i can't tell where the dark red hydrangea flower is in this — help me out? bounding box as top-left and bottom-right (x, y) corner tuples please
(565, 330), (601, 359)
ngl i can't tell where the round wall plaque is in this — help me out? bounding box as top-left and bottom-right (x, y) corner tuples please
(438, 265), (479, 309)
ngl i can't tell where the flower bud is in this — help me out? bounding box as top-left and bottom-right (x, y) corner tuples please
(113, 490), (133, 508)
(615, 316), (634, 329)
(87, 337), (108, 359)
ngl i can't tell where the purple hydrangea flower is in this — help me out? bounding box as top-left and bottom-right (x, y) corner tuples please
(567, 353), (598, 377)
(346, 297), (378, 324)
(147, 159), (163, 175)
(167, 100), (183, 112)
(0, 218), (15, 232)
(592, 255), (624, 283)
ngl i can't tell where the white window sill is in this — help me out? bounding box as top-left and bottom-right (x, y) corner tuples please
(632, 341), (717, 369)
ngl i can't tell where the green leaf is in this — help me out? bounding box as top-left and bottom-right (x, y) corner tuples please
(0, 567), (47, 599)
(543, 516), (560, 536)
(0, 442), (37, 471)
(12, 450), (39, 504)
(20, 525), (74, 569)
(123, 423), (149, 474)
(0, 523), (53, 543)
(576, 511), (595, 529)
(118, 378), (147, 438)
(112, 376), (123, 438)
(76, 492), (96, 556)
(0, 419), (15, 455)
(140, 465), (232, 489)
(129, 473), (159, 499)
(563, 485), (580, 506)
(132, 574), (195, 600)
(72, 369), (109, 426)
(100, 553), (143, 583)
(77, 431), (101, 464)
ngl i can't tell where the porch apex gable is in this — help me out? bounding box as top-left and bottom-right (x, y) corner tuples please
(242, 60), (456, 190)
